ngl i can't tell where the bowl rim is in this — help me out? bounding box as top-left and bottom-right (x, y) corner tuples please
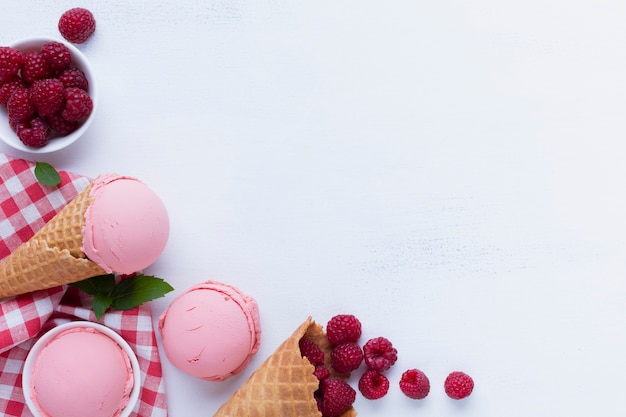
(0, 35), (97, 154)
(22, 320), (141, 417)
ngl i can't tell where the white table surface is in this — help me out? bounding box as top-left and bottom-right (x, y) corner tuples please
(2, 1), (626, 416)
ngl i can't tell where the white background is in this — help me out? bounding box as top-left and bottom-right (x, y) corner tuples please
(2, 1), (626, 416)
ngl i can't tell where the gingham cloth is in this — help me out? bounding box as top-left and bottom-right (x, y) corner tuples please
(0, 153), (168, 417)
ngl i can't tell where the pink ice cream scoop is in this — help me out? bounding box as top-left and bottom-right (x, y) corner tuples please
(28, 325), (135, 417)
(158, 281), (261, 381)
(82, 174), (169, 274)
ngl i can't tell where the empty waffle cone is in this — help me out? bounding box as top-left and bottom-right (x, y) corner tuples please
(0, 182), (106, 299)
(213, 317), (357, 417)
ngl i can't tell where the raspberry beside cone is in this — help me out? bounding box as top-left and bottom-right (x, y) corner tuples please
(0, 182), (106, 299)
(213, 317), (358, 417)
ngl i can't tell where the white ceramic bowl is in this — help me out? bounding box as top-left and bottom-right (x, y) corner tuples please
(22, 321), (140, 417)
(0, 36), (97, 153)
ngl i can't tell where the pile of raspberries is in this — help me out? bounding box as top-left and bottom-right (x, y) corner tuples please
(0, 42), (92, 148)
(299, 314), (474, 417)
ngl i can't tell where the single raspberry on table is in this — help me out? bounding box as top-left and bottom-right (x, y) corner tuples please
(58, 8), (96, 44)
(0, 46), (23, 82)
(330, 342), (363, 374)
(315, 377), (356, 417)
(61, 87), (93, 121)
(31, 79), (65, 117)
(399, 368), (430, 399)
(444, 371), (474, 400)
(299, 338), (325, 365)
(326, 314), (362, 346)
(7, 87), (35, 124)
(58, 66), (88, 90)
(362, 337), (397, 372)
(40, 41), (72, 72)
(0, 77), (24, 107)
(17, 117), (50, 148)
(358, 369), (389, 400)
(21, 51), (52, 84)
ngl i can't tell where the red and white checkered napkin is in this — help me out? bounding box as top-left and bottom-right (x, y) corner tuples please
(0, 153), (168, 417)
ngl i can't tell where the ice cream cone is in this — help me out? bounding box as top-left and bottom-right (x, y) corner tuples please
(213, 317), (357, 417)
(0, 182), (106, 299)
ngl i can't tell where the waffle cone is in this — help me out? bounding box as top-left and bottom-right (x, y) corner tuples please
(0, 182), (106, 299)
(213, 317), (357, 417)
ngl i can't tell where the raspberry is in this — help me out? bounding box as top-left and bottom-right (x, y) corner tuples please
(299, 338), (325, 365)
(58, 8), (96, 44)
(330, 342), (363, 374)
(399, 369), (430, 399)
(313, 364), (330, 380)
(0, 77), (24, 107)
(61, 87), (93, 121)
(0, 47), (23, 83)
(10, 120), (27, 135)
(362, 337), (397, 372)
(358, 370), (389, 400)
(21, 51), (52, 84)
(40, 41), (72, 72)
(444, 371), (474, 400)
(17, 117), (50, 148)
(45, 112), (79, 136)
(315, 377), (356, 417)
(58, 66), (88, 90)
(7, 88), (34, 124)
(31, 79), (65, 117)
(326, 314), (362, 346)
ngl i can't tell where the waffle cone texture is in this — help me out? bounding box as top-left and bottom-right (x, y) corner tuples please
(0, 182), (106, 299)
(213, 317), (357, 417)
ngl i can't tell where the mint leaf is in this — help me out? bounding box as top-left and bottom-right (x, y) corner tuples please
(34, 162), (61, 186)
(111, 275), (174, 311)
(93, 293), (113, 320)
(71, 274), (116, 296)
(71, 274), (173, 318)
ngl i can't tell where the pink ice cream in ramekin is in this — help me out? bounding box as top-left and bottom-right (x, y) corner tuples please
(81, 174), (169, 274)
(29, 326), (134, 417)
(158, 281), (261, 381)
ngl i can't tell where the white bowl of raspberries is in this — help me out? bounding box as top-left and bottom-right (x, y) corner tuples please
(0, 36), (97, 153)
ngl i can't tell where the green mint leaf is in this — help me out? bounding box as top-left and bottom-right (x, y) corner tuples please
(34, 162), (61, 186)
(111, 275), (174, 311)
(93, 292), (113, 320)
(70, 274), (116, 296)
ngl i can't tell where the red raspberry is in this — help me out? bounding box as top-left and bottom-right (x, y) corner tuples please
(399, 368), (430, 399)
(10, 119), (27, 134)
(0, 47), (23, 83)
(21, 51), (52, 84)
(299, 338), (325, 365)
(17, 117), (50, 148)
(61, 87), (93, 121)
(444, 371), (474, 400)
(58, 8), (96, 44)
(0, 77), (24, 107)
(45, 112), (79, 136)
(326, 314), (362, 346)
(58, 66), (88, 90)
(315, 377), (356, 417)
(358, 370), (389, 400)
(7, 88), (34, 124)
(330, 342), (363, 374)
(362, 337), (397, 372)
(31, 79), (65, 117)
(313, 364), (330, 380)
(40, 41), (72, 72)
